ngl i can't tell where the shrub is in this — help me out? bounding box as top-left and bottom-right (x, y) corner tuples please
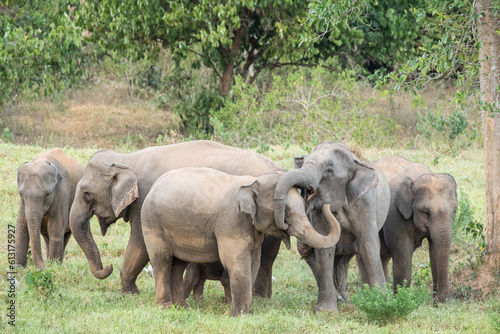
(212, 67), (398, 148)
(351, 283), (430, 323)
(1, 128), (14, 143)
(25, 270), (55, 297)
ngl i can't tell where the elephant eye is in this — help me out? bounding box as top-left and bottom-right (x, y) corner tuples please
(83, 191), (92, 203)
(422, 210), (430, 218)
(325, 167), (334, 174)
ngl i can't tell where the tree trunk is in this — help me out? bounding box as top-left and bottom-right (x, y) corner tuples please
(219, 22), (247, 96)
(476, 0), (500, 267)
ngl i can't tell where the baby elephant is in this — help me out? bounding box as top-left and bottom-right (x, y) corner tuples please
(16, 148), (85, 270)
(142, 167), (341, 316)
(183, 262), (231, 302)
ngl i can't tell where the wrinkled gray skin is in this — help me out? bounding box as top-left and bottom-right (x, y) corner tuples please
(16, 148), (84, 270)
(142, 168), (341, 316)
(373, 156), (457, 302)
(70, 141), (284, 295)
(183, 262), (231, 302)
(274, 142), (390, 312)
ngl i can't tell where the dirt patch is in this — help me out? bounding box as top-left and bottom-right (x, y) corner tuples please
(451, 258), (499, 300)
(1, 86), (178, 149)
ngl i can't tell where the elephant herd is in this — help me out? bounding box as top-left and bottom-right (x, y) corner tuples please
(15, 140), (457, 316)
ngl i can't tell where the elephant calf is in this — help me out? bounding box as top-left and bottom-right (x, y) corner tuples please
(142, 167), (341, 316)
(16, 148), (85, 270)
(374, 156), (457, 302)
(183, 262), (231, 302)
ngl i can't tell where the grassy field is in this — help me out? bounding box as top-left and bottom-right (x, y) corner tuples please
(1, 142), (499, 333)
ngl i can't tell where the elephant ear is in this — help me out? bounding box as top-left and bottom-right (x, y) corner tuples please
(346, 158), (379, 208)
(396, 177), (414, 219)
(293, 155), (306, 169)
(47, 161), (63, 184)
(238, 180), (258, 222)
(109, 163), (139, 217)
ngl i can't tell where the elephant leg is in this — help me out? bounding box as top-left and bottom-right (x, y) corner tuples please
(47, 218), (66, 263)
(391, 250), (413, 293)
(221, 269), (231, 303)
(335, 254), (354, 301)
(151, 255), (174, 309)
(15, 203), (29, 267)
(354, 226), (385, 289)
(219, 239), (253, 316)
(120, 223), (150, 294)
(253, 235), (280, 298)
(183, 263), (201, 300)
(193, 278), (206, 301)
(171, 258), (188, 308)
(299, 241), (337, 312)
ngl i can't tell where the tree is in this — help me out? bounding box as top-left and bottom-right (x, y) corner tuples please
(0, 0), (85, 106)
(476, 0), (500, 267)
(78, 0), (320, 96)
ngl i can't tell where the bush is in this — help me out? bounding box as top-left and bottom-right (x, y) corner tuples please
(25, 270), (55, 297)
(212, 67), (399, 148)
(351, 283), (430, 323)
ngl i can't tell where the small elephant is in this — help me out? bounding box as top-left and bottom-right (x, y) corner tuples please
(183, 262), (231, 302)
(274, 142), (390, 312)
(16, 148), (85, 270)
(373, 156), (457, 302)
(141, 167), (341, 316)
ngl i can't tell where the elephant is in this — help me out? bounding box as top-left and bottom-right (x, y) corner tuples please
(183, 262), (231, 302)
(141, 167), (341, 315)
(373, 156), (457, 302)
(16, 148), (85, 270)
(70, 140), (285, 295)
(273, 141), (390, 312)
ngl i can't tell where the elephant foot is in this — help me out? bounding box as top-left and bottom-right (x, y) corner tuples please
(121, 285), (140, 295)
(315, 301), (338, 313)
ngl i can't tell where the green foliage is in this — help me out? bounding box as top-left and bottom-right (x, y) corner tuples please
(351, 283), (430, 323)
(1, 127), (14, 143)
(417, 108), (478, 155)
(413, 262), (432, 287)
(0, 0), (86, 105)
(212, 66), (398, 148)
(25, 270), (55, 297)
(490, 303), (500, 332)
(78, 0), (317, 94)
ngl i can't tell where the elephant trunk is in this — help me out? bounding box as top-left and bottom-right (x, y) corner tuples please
(69, 196), (113, 279)
(289, 204), (341, 249)
(274, 166), (321, 230)
(429, 223), (452, 302)
(25, 199), (45, 270)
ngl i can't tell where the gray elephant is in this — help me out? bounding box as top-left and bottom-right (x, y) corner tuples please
(373, 156), (457, 302)
(16, 148), (85, 270)
(141, 167), (341, 316)
(274, 142), (390, 312)
(69, 140), (284, 295)
(183, 262), (231, 302)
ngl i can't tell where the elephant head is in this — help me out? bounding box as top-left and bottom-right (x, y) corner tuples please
(69, 155), (138, 279)
(395, 173), (457, 302)
(17, 161), (60, 270)
(238, 173), (341, 249)
(274, 142), (379, 230)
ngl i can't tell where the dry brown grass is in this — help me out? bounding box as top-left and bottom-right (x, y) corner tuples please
(1, 84), (177, 149)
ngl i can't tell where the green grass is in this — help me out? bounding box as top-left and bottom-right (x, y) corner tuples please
(1, 142), (498, 333)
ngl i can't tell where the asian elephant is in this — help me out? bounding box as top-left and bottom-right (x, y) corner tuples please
(16, 148), (85, 270)
(69, 140), (284, 295)
(373, 156), (457, 302)
(183, 262), (231, 302)
(141, 167), (341, 316)
(274, 142), (390, 312)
